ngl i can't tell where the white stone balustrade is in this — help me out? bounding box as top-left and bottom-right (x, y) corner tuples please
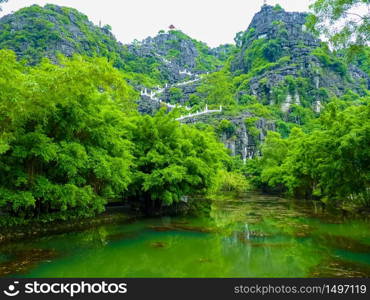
(176, 105), (222, 121)
(141, 72), (213, 115)
(179, 69), (193, 76)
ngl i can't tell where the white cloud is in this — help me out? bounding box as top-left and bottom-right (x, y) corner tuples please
(1, 0), (313, 47)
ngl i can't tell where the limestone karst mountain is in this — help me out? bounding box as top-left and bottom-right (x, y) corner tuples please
(0, 4), (226, 85)
(1, 3), (368, 162)
(128, 30), (231, 83)
(137, 4), (369, 119)
(231, 4), (369, 112)
(146, 4), (370, 160)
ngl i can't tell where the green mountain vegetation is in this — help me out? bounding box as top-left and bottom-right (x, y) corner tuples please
(0, 4), (163, 85)
(0, 4), (227, 86)
(0, 0), (369, 228)
(150, 29), (229, 72)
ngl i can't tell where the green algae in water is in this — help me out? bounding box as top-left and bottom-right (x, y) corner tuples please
(1, 194), (370, 278)
(0, 253), (8, 264)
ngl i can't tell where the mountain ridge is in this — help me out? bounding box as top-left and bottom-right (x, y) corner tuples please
(0, 4), (227, 85)
(231, 4), (369, 112)
(1, 2), (369, 162)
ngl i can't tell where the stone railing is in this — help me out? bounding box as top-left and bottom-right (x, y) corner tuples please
(174, 77), (201, 87)
(140, 71), (209, 112)
(141, 86), (223, 120)
(176, 105), (222, 121)
(140, 88), (191, 110)
(179, 69), (193, 76)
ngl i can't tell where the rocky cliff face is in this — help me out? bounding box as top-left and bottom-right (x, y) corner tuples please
(129, 33), (197, 83)
(128, 30), (224, 83)
(180, 112), (275, 160)
(232, 5), (369, 112)
(233, 5), (319, 71)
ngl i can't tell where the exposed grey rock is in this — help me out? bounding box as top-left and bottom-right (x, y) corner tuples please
(128, 32), (206, 83)
(137, 95), (161, 115)
(180, 112), (275, 160)
(232, 5), (370, 108)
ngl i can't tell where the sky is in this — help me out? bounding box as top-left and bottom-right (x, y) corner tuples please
(0, 0), (313, 47)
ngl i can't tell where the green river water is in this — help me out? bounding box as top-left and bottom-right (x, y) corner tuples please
(1, 193), (370, 278)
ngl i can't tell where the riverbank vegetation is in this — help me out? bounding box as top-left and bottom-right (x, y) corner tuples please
(177, 0), (370, 210)
(245, 98), (369, 208)
(0, 50), (238, 227)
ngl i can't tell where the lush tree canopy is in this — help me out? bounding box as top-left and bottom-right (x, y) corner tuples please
(307, 0), (370, 55)
(0, 51), (138, 225)
(127, 110), (230, 214)
(0, 50), (233, 225)
(197, 71), (236, 106)
(247, 98), (370, 207)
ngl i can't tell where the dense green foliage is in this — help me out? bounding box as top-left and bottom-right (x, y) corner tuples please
(0, 4), (164, 85)
(351, 46), (370, 76)
(196, 71), (236, 106)
(0, 50), (232, 226)
(0, 51), (137, 225)
(307, 0), (369, 54)
(127, 110), (230, 213)
(246, 98), (370, 207)
(168, 87), (184, 104)
(312, 44), (348, 76)
(210, 169), (250, 194)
